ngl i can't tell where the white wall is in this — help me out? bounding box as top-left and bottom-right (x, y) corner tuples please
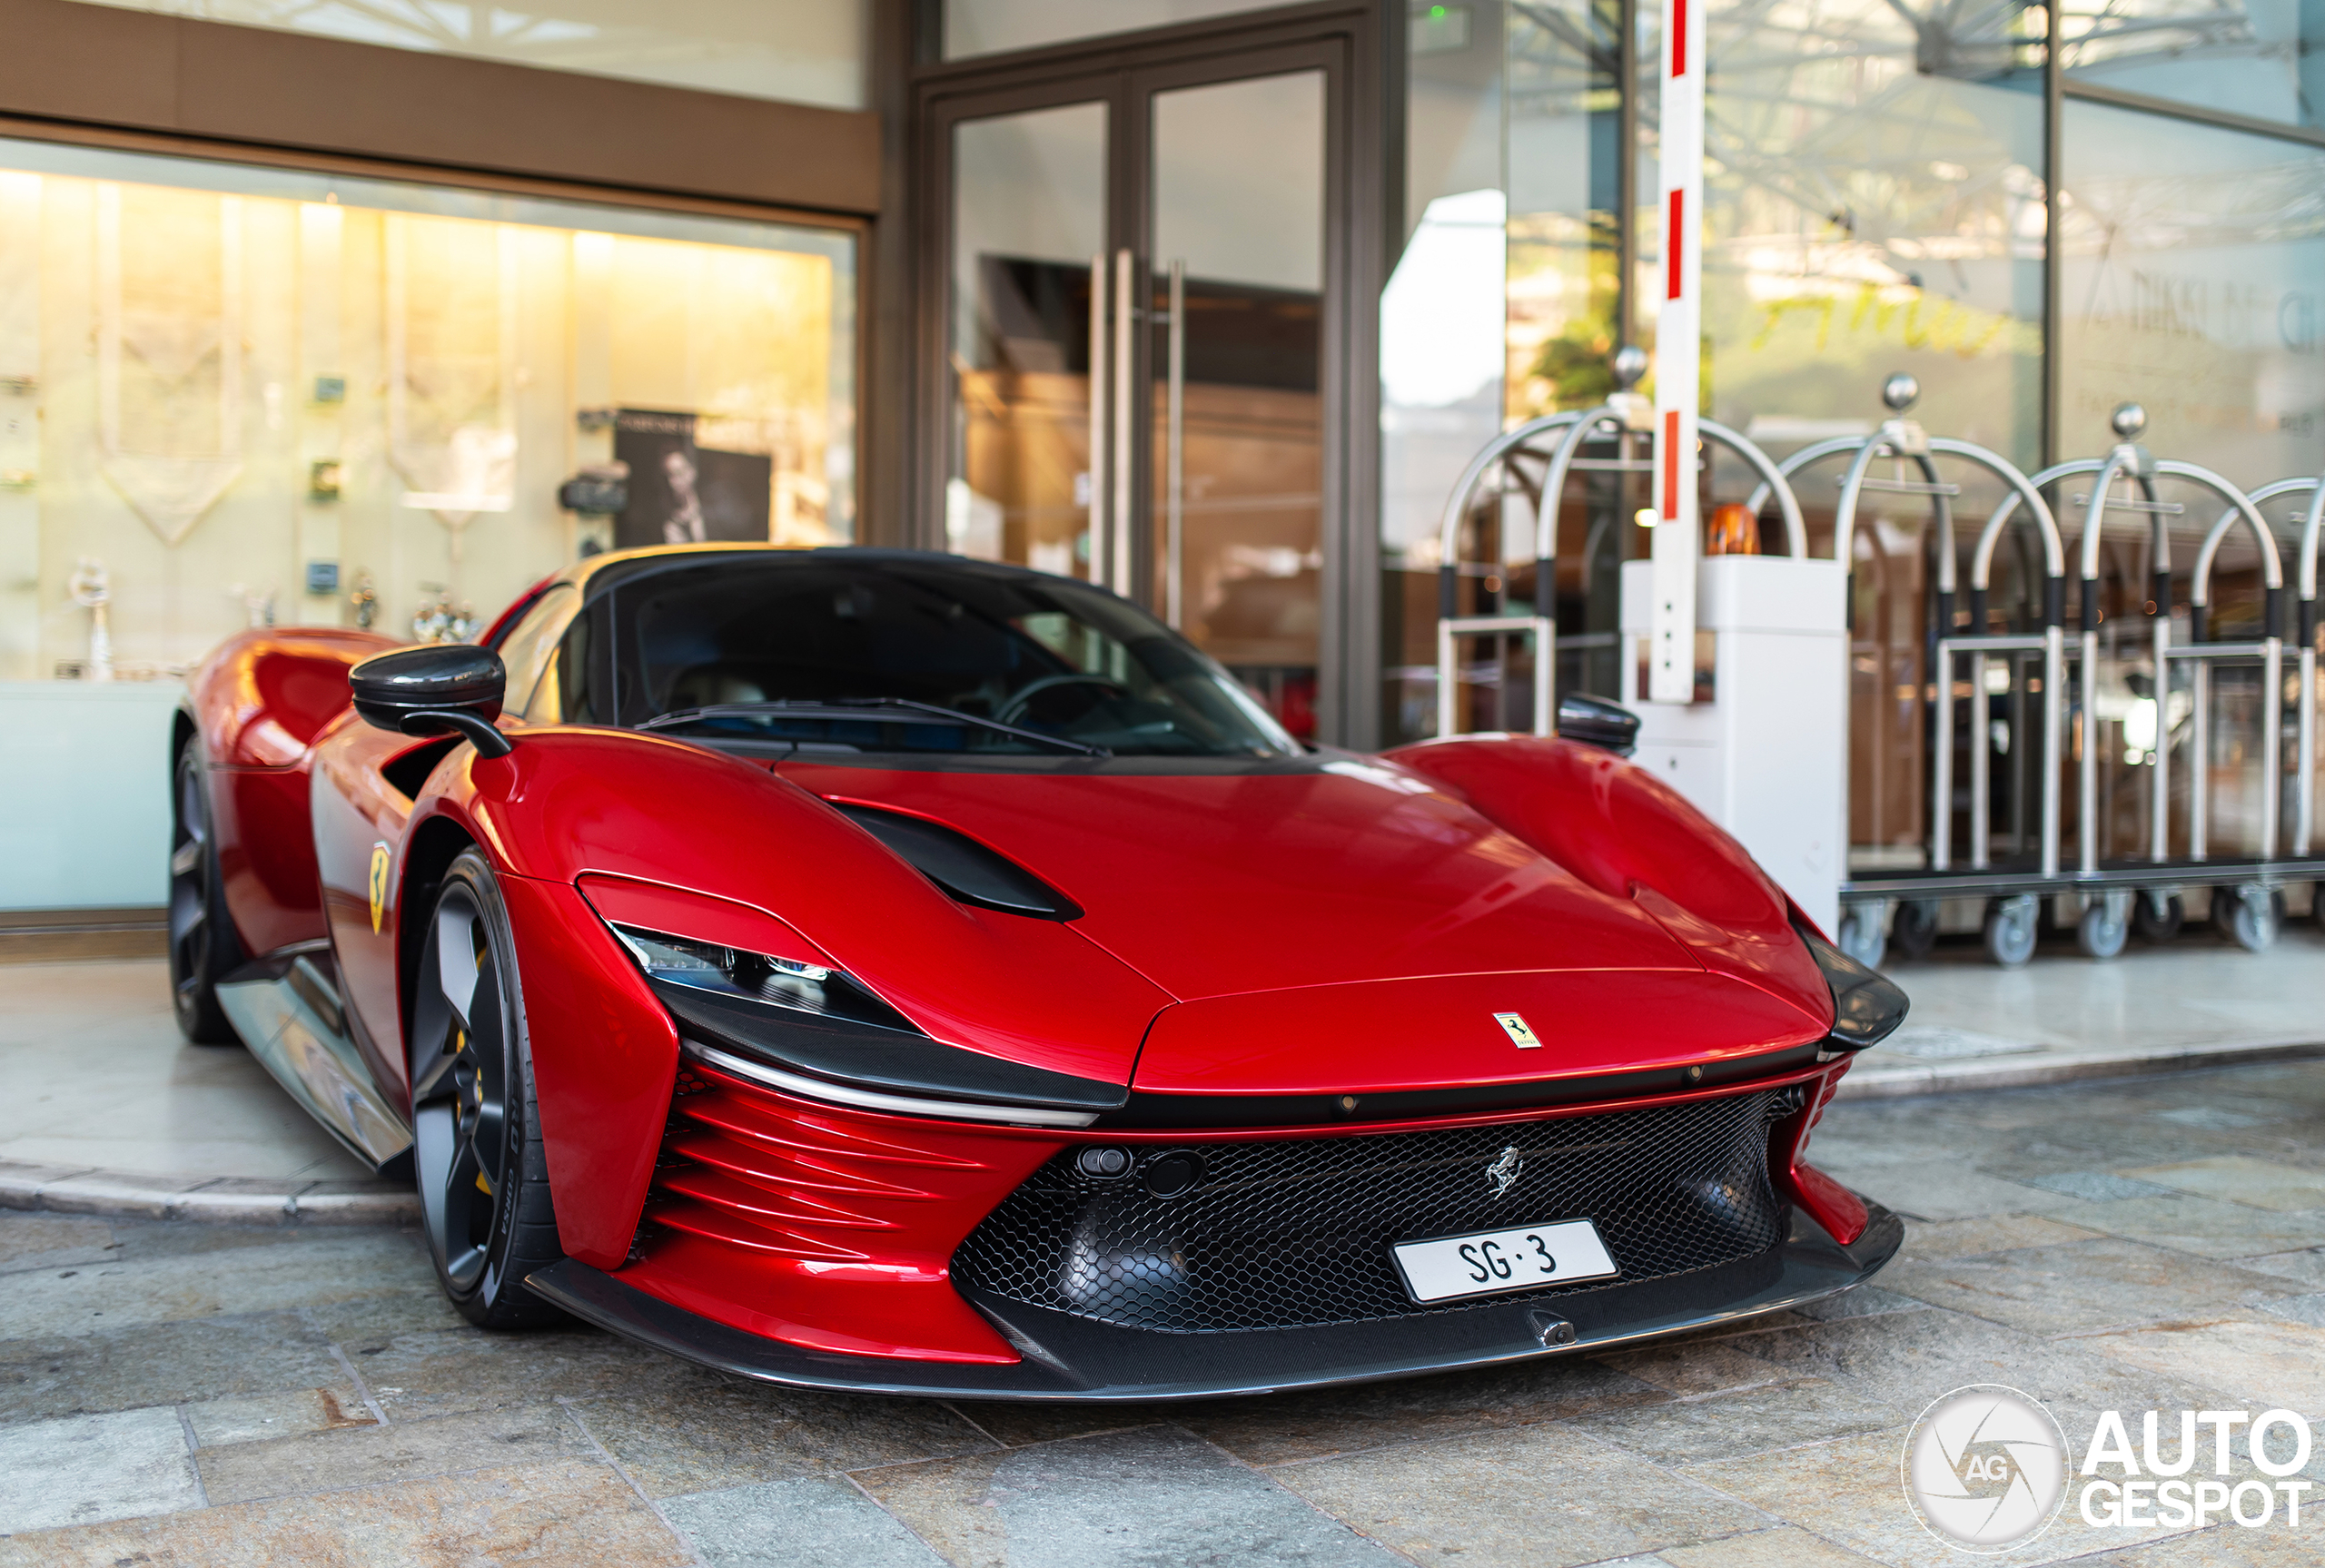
(0, 682), (179, 910)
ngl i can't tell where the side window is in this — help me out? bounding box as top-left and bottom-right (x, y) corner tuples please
(492, 586), (577, 721)
(534, 612), (596, 724)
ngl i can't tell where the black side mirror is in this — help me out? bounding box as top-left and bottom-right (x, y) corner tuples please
(350, 645), (514, 759)
(1556, 692), (1640, 756)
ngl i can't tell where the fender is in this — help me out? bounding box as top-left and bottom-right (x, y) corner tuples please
(185, 627), (398, 954)
(1383, 734), (1830, 1027)
(405, 729), (1175, 1269)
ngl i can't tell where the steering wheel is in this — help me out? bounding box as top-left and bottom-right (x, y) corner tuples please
(995, 674), (1131, 725)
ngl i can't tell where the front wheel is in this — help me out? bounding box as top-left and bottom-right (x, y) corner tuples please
(168, 737), (245, 1044)
(409, 849), (566, 1328)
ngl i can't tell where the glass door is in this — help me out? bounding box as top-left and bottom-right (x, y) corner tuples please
(932, 48), (1339, 738)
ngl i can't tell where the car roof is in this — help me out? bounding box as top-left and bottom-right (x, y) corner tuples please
(559, 544), (1075, 603)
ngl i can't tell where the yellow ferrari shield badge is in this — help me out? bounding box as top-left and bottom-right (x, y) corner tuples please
(368, 843), (391, 934)
(1493, 1011), (1542, 1049)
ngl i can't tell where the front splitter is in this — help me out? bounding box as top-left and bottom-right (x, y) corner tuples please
(524, 1199), (1902, 1403)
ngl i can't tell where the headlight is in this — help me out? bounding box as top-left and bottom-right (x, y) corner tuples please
(1795, 922), (1908, 1051)
(606, 921), (1123, 1128)
(609, 924), (913, 1032)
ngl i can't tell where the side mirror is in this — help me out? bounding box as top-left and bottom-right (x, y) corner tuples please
(350, 645), (514, 759)
(1556, 692), (1640, 756)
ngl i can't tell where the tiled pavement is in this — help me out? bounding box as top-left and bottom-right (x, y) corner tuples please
(7, 1061), (2325, 1566)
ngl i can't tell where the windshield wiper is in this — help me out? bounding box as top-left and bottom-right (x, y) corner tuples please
(637, 697), (1111, 757)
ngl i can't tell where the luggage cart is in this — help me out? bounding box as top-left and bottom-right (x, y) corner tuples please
(1982, 406), (2309, 955)
(1748, 378), (2068, 968)
(2246, 473), (2325, 866)
(1431, 350), (1806, 737)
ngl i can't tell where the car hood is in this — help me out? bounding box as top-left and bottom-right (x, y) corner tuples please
(776, 757), (1703, 1001)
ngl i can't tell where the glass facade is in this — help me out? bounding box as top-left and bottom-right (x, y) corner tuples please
(0, 137), (856, 684)
(68, 0), (867, 108)
(1380, 0), (2325, 871)
(2062, 0), (2322, 127)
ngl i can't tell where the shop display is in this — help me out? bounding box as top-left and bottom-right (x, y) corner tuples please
(65, 558), (112, 682)
(0, 135), (856, 683)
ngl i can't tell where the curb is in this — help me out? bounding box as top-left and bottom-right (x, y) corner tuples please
(0, 1159), (420, 1226)
(1834, 1038), (2325, 1100)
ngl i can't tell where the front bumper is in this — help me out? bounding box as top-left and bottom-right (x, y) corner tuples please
(524, 1196), (1901, 1402)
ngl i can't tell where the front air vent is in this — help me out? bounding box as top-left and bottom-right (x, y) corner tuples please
(833, 803), (1081, 921)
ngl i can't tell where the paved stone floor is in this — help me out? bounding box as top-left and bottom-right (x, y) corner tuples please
(6, 1060), (2325, 1566)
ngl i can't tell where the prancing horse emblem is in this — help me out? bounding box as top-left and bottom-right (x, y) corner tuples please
(1485, 1146), (1524, 1198)
(367, 843), (391, 934)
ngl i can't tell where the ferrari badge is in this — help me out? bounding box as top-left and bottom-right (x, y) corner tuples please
(1485, 1146), (1524, 1198)
(367, 843), (391, 933)
(1493, 1011), (1541, 1049)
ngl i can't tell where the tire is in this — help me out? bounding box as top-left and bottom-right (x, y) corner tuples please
(1983, 894), (2038, 967)
(1891, 899), (1940, 961)
(2134, 892), (2183, 943)
(168, 737), (246, 1044)
(2221, 884), (2281, 954)
(409, 849), (567, 1328)
(2075, 894), (2129, 961)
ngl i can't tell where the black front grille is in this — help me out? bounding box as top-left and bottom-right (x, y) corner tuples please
(950, 1090), (1791, 1334)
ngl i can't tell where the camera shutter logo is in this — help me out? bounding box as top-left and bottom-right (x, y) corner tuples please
(1902, 1385), (2070, 1553)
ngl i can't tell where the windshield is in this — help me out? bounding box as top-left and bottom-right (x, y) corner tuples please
(616, 556), (1303, 759)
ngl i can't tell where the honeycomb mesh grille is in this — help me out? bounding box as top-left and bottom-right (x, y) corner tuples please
(950, 1090), (1791, 1334)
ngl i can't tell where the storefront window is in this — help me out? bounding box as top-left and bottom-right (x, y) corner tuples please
(2059, 101), (2325, 478)
(2062, 0), (2321, 129)
(0, 136), (856, 684)
(69, 0), (867, 108)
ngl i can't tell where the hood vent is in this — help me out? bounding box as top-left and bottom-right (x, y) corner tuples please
(833, 803), (1082, 921)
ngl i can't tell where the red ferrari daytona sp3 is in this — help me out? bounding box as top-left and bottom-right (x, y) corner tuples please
(173, 544), (1905, 1400)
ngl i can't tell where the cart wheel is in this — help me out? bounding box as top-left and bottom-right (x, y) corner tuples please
(1837, 905), (1888, 971)
(2075, 893), (2130, 961)
(1891, 900), (1940, 961)
(2133, 891), (2183, 943)
(2223, 884), (2280, 953)
(1983, 894), (2039, 967)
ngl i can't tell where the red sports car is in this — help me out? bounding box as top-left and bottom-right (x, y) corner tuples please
(173, 544), (1904, 1399)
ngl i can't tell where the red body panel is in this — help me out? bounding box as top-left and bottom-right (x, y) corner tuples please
(442, 732), (1175, 1087)
(187, 628), (397, 956)
(775, 760), (1701, 1001)
(211, 764), (330, 955)
(621, 1060), (1059, 1361)
(312, 715), (422, 1081)
(1133, 970), (1825, 1097)
(1383, 735), (1831, 1027)
(499, 873), (684, 1270)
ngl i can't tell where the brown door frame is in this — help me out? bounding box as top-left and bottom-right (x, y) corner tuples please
(898, 2), (1389, 747)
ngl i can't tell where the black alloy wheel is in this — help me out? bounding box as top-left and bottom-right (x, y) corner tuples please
(409, 849), (566, 1328)
(168, 737), (245, 1044)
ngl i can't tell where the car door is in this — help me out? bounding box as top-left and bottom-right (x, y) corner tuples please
(314, 585), (582, 1102)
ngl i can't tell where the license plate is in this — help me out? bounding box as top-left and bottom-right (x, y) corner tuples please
(1390, 1218), (1618, 1304)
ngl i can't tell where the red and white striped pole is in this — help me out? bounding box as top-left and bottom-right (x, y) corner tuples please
(1647, 0), (1707, 704)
